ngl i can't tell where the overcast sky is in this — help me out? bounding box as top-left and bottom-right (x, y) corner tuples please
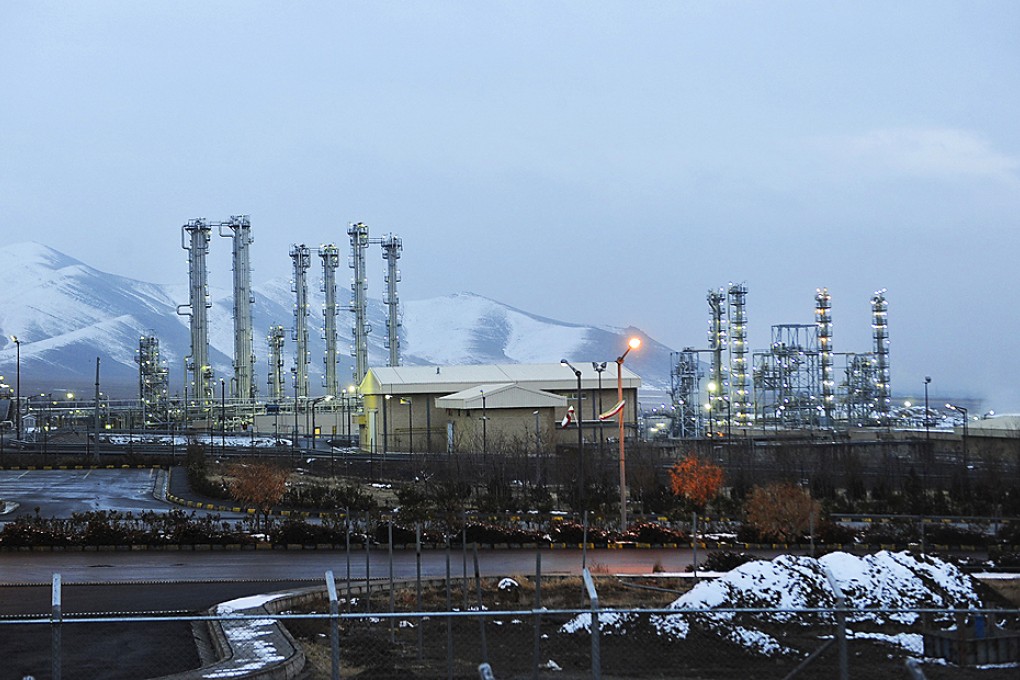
(2, 2), (1018, 409)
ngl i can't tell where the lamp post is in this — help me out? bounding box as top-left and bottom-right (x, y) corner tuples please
(401, 397), (413, 459)
(10, 336), (20, 440)
(220, 379), (226, 455)
(561, 360), (585, 509)
(480, 389), (487, 465)
(616, 337), (641, 531)
(383, 394), (391, 458)
(946, 402), (969, 490)
(592, 362), (607, 462)
(924, 377), (931, 441)
(311, 395), (333, 452)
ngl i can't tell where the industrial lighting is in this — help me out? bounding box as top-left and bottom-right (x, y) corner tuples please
(616, 336), (640, 531)
(560, 359), (585, 508)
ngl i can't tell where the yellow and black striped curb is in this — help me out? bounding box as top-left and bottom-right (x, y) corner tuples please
(0, 464), (163, 471)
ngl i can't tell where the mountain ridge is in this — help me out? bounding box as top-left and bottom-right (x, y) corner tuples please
(0, 242), (675, 397)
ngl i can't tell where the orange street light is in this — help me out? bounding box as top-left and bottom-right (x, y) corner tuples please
(616, 336), (641, 531)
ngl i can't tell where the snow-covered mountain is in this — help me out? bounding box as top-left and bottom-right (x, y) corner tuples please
(0, 242), (675, 396)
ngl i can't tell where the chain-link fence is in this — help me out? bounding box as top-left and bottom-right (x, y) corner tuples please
(4, 570), (1019, 680)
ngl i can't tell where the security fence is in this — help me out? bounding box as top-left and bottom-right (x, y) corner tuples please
(3, 573), (1019, 680)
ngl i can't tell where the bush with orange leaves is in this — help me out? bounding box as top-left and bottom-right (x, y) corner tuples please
(668, 454), (724, 512)
(227, 461), (289, 531)
(744, 482), (821, 543)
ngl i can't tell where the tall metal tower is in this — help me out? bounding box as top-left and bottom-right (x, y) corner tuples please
(381, 234), (402, 367)
(136, 334), (169, 426)
(267, 326), (286, 401)
(290, 244), (311, 399)
(221, 216), (255, 402)
(871, 289), (891, 424)
(177, 219), (213, 404)
(669, 348), (702, 438)
(706, 289), (727, 434)
(320, 244), (341, 397)
(727, 283), (750, 426)
(348, 223), (371, 385)
(815, 288), (835, 424)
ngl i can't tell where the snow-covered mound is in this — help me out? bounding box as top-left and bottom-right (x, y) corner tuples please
(562, 551), (983, 658)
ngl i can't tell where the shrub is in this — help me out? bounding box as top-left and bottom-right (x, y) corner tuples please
(688, 550), (755, 573)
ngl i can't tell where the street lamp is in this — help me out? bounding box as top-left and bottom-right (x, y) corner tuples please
(220, 379), (226, 455)
(946, 402), (969, 488)
(560, 359), (585, 509)
(480, 389), (487, 464)
(400, 397), (413, 458)
(924, 377), (932, 441)
(592, 361), (607, 461)
(383, 394), (391, 458)
(10, 336), (20, 440)
(311, 395), (333, 451)
(616, 336), (641, 531)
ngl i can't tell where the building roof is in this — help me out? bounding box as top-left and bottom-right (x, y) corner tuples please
(361, 363), (641, 396)
(436, 383), (568, 410)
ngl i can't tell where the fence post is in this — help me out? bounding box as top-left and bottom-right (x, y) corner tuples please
(446, 541), (454, 680)
(691, 512), (699, 581)
(822, 566), (849, 680)
(389, 519), (395, 642)
(416, 523), (424, 659)
(582, 568), (601, 680)
(473, 545), (488, 664)
(325, 570), (340, 680)
(51, 573), (61, 680)
(532, 550), (542, 680)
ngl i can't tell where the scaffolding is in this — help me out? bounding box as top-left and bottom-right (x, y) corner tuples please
(815, 287), (834, 424)
(266, 325), (286, 402)
(220, 216), (256, 402)
(320, 244), (341, 397)
(753, 324), (822, 429)
(669, 348), (703, 438)
(136, 334), (169, 426)
(381, 234), (402, 367)
(728, 283), (751, 426)
(177, 219), (214, 405)
(290, 244), (311, 399)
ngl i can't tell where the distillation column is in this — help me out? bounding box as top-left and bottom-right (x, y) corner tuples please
(290, 244), (312, 399)
(382, 234), (402, 367)
(815, 288), (835, 424)
(348, 223), (371, 385)
(706, 289), (727, 435)
(320, 244), (341, 397)
(221, 216), (255, 402)
(871, 289), (891, 424)
(727, 283), (750, 427)
(267, 326), (286, 401)
(177, 219), (214, 405)
(136, 334), (169, 426)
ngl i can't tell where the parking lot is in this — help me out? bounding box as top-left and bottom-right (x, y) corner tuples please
(0, 468), (169, 519)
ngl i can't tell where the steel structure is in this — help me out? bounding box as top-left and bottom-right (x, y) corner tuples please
(669, 348), (702, 438)
(843, 352), (878, 425)
(177, 219), (214, 405)
(266, 325), (286, 401)
(290, 244), (312, 399)
(348, 223), (371, 385)
(381, 234), (402, 367)
(871, 289), (891, 425)
(727, 283), (751, 426)
(706, 289), (727, 435)
(320, 244), (341, 397)
(135, 334), (169, 426)
(815, 287), (835, 424)
(220, 216), (256, 402)
(753, 324), (822, 429)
